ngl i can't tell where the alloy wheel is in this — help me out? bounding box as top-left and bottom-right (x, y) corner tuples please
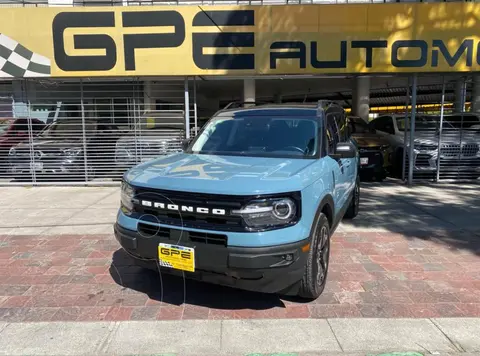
(316, 225), (329, 286)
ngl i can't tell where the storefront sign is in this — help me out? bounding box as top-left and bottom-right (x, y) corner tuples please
(0, 3), (479, 78)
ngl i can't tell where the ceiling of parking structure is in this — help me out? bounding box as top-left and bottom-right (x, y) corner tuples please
(199, 74), (466, 105)
(271, 84), (470, 107)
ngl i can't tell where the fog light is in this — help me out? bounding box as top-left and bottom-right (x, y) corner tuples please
(283, 253), (294, 261)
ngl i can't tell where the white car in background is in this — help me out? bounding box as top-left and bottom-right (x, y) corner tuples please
(115, 111), (185, 169)
(369, 113), (480, 178)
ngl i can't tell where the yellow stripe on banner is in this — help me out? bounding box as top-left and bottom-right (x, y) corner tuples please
(0, 3), (479, 78)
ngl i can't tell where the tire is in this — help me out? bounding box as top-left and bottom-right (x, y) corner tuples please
(297, 213), (331, 300)
(344, 175), (360, 219)
(375, 171), (386, 182)
(360, 171), (374, 182)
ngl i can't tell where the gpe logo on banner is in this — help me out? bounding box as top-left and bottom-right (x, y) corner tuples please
(51, 10), (255, 72)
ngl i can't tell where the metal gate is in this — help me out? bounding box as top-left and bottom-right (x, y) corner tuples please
(400, 77), (480, 182)
(0, 78), (189, 185)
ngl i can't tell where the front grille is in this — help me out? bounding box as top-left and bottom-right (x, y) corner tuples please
(131, 186), (302, 232)
(462, 144), (479, 157)
(441, 144), (460, 157)
(137, 222), (227, 246)
(133, 187), (246, 232)
(441, 143), (479, 157)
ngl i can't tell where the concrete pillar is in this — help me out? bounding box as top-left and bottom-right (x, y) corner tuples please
(471, 75), (480, 113)
(352, 77), (370, 121)
(454, 78), (466, 113)
(143, 80), (155, 113)
(243, 79), (255, 106)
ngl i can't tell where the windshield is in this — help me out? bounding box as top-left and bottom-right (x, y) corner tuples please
(396, 116), (439, 131)
(189, 116), (319, 158)
(41, 119), (97, 137)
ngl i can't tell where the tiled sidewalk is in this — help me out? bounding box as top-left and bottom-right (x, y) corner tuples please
(0, 228), (479, 322)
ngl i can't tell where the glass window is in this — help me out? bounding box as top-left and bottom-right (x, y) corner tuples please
(325, 113), (341, 154)
(189, 115), (318, 158)
(40, 119), (98, 137)
(372, 116), (395, 134)
(396, 116), (437, 131)
(442, 114), (480, 129)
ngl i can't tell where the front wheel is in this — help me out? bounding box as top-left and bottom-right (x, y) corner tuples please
(344, 176), (360, 219)
(297, 213), (331, 300)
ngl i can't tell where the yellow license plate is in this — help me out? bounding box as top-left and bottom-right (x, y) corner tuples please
(158, 243), (195, 272)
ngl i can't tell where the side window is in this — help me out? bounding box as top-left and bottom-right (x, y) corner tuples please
(334, 112), (348, 142)
(372, 117), (394, 134)
(325, 113), (341, 154)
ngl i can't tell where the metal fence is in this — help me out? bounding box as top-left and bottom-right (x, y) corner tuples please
(398, 78), (480, 182)
(0, 78), (190, 185)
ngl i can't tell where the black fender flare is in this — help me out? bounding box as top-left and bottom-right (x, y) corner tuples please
(311, 193), (335, 236)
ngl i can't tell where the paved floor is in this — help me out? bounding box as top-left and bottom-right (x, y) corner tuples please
(0, 181), (479, 322)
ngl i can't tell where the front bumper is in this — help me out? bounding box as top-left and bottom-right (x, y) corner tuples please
(359, 149), (389, 174)
(8, 158), (84, 176)
(114, 223), (309, 295)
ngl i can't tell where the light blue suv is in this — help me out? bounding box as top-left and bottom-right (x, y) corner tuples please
(115, 101), (360, 299)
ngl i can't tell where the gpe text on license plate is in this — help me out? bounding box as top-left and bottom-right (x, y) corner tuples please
(360, 157), (369, 165)
(158, 243), (195, 272)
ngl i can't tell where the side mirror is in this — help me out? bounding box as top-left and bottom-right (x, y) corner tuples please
(335, 142), (356, 159)
(181, 138), (192, 151)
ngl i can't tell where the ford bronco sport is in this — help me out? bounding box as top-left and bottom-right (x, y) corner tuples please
(114, 101), (360, 299)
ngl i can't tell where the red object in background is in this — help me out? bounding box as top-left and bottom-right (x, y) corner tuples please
(0, 118), (46, 158)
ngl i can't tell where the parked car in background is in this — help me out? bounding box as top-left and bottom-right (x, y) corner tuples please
(347, 115), (392, 181)
(0, 118), (45, 161)
(8, 118), (124, 180)
(369, 113), (480, 179)
(115, 111), (185, 169)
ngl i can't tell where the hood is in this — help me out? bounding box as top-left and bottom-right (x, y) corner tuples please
(352, 133), (389, 147)
(125, 153), (319, 195)
(16, 137), (82, 153)
(405, 130), (480, 146)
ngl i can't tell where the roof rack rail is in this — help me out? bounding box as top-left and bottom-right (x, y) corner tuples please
(222, 101), (270, 110)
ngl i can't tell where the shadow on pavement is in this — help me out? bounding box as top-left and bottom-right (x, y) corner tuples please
(342, 180), (480, 256)
(109, 249), (304, 310)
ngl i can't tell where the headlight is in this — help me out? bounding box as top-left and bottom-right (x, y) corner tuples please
(232, 197), (298, 229)
(63, 148), (82, 156)
(414, 144), (437, 151)
(8, 147), (16, 156)
(121, 181), (135, 214)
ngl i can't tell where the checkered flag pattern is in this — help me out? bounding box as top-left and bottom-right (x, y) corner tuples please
(158, 259), (174, 268)
(0, 34), (51, 78)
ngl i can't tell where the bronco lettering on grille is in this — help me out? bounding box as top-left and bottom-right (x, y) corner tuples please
(141, 200), (226, 216)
